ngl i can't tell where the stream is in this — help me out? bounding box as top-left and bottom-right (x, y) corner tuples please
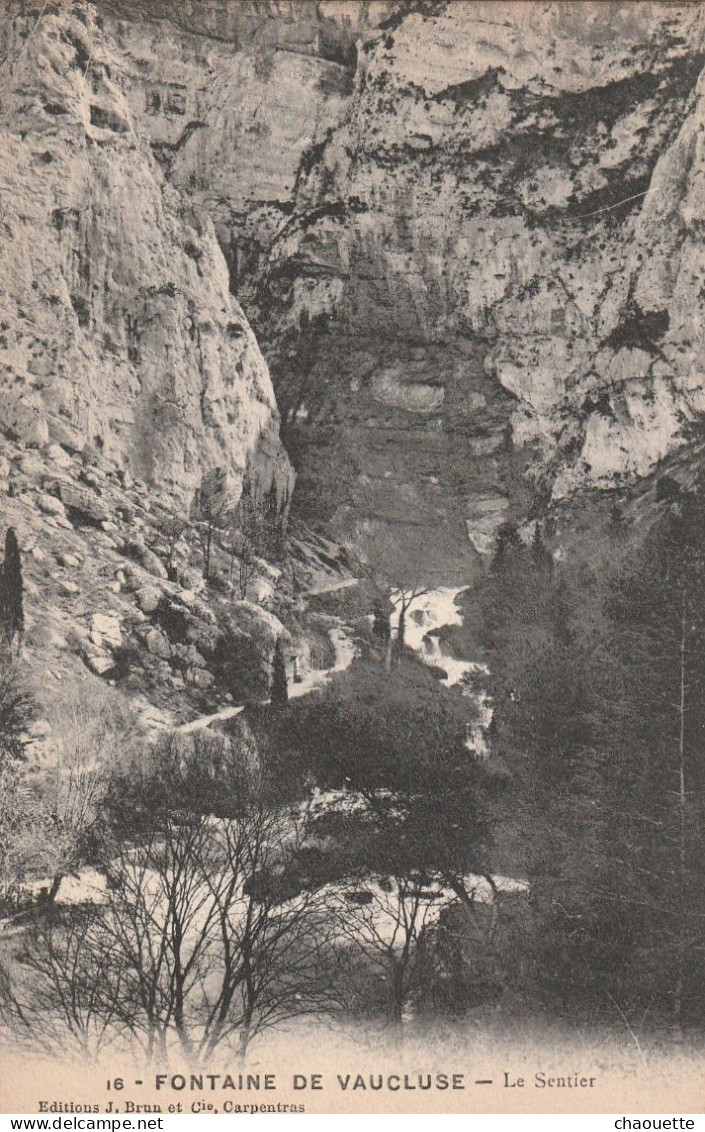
(391, 587), (492, 757)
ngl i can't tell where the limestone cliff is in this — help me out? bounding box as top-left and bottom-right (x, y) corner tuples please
(4, 0), (705, 578)
(240, 0), (705, 567)
(96, 0), (705, 576)
(0, 1), (293, 505)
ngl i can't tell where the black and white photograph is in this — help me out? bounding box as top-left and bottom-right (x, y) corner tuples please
(0, 0), (704, 1117)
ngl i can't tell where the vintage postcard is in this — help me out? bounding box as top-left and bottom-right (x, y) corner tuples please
(0, 0), (704, 1117)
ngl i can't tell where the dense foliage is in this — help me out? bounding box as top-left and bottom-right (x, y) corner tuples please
(460, 489), (705, 1034)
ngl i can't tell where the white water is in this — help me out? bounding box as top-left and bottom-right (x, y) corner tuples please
(390, 587), (492, 757)
(302, 873), (529, 950)
(303, 786), (528, 947)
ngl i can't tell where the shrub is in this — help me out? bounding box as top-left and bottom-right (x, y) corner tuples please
(0, 662), (32, 766)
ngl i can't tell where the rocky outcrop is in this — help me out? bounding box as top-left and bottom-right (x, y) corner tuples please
(4, 1), (704, 576)
(92, 0), (705, 572)
(242, 1), (705, 566)
(0, 2), (293, 506)
(103, 1), (396, 273)
(103, 0), (398, 50)
(0, 435), (293, 727)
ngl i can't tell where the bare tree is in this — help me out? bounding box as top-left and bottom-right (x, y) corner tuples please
(155, 512), (190, 581)
(347, 540), (429, 664)
(227, 531), (258, 601)
(196, 807), (335, 1060)
(0, 908), (123, 1061)
(0, 805), (338, 1064)
(392, 583), (430, 651)
(333, 872), (442, 1032)
(190, 468), (237, 581)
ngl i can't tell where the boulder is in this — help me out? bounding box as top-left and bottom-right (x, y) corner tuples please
(121, 563), (144, 590)
(173, 643), (207, 668)
(94, 532), (120, 549)
(60, 484), (110, 524)
(139, 547), (168, 579)
(143, 627), (171, 658)
(124, 540), (168, 580)
(81, 470), (105, 488)
(7, 397), (49, 446)
(91, 613), (122, 648)
(36, 492), (66, 517)
(187, 667), (214, 689)
(45, 444), (74, 469)
(88, 654), (115, 675)
(56, 552), (81, 568)
(192, 599), (217, 623)
(248, 576), (277, 605)
(19, 454), (45, 478)
(153, 660), (173, 682)
(176, 564), (206, 594)
(47, 417), (86, 453)
(228, 601), (289, 650)
(135, 585), (163, 614)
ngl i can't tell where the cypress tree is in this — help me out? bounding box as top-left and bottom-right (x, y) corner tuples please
(491, 520), (522, 573)
(530, 521), (553, 572)
(372, 593), (392, 642)
(1, 528), (23, 651)
(0, 568), (8, 649)
(270, 637), (288, 706)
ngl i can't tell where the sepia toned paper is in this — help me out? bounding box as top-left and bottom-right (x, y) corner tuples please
(1, 0), (704, 1117)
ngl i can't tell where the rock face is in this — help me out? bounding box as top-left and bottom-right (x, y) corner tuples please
(0, 1), (293, 506)
(87, 0), (705, 574)
(243, 0), (705, 567)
